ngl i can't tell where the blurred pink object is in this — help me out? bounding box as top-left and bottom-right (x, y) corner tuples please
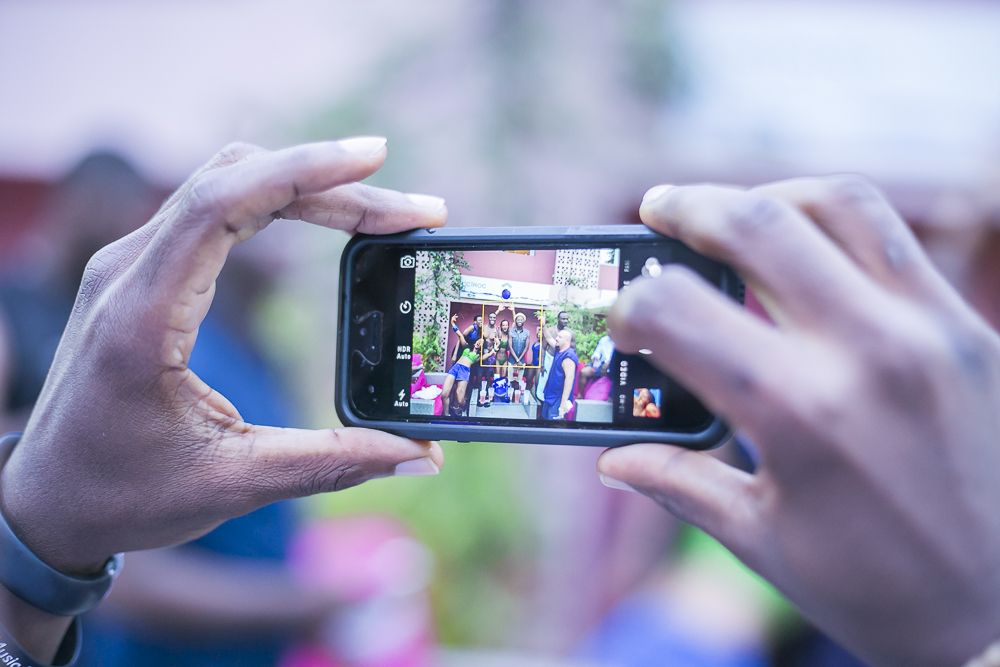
(410, 354), (444, 416)
(583, 375), (612, 402)
(280, 516), (436, 667)
(410, 354), (427, 394)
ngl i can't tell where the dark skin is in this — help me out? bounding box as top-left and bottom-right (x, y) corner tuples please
(496, 319), (511, 364)
(600, 177), (1000, 666)
(442, 338), (481, 416)
(452, 315), (484, 362)
(9, 160), (1000, 666)
(0, 139), (447, 661)
(542, 311), (570, 356)
(509, 314), (528, 366)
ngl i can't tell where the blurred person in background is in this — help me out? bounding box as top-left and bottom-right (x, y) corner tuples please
(922, 168), (1000, 331)
(80, 248), (340, 667)
(0, 152), (159, 433)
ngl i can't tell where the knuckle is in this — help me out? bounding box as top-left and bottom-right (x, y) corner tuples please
(184, 171), (235, 226)
(294, 428), (371, 495)
(184, 172), (219, 213)
(298, 458), (361, 496)
(717, 194), (789, 245)
(214, 141), (258, 167)
(862, 313), (949, 401)
(724, 365), (773, 403)
(74, 249), (117, 310)
(795, 381), (852, 435)
(940, 320), (1000, 382)
(819, 175), (919, 273)
(353, 205), (385, 234)
(615, 270), (691, 343)
(822, 174), (884, 210)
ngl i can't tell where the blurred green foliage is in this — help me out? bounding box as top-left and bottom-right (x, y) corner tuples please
(539, 304), (608, 362)
(412, 330), (443, 373)
(415, 251), (470, 340)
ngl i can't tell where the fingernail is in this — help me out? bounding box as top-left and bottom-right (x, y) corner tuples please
(339, 136), (388, 157)
(640, 184), (674, 209)
(405, 193), (447, 213)
(394, 457), (440, 477)
(600, 473), (638, 494)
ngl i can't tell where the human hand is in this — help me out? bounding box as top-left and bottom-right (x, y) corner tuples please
(451, 314), (459, 326)
(0, 139), (447, 578)
(599, 177), (1000, 666)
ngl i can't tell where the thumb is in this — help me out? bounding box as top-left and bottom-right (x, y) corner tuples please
(598, 443), (760, 556)
(241, 426), (442, 501)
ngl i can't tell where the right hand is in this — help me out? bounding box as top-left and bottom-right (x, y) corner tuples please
(0, 138), (446, 577)
(600, 177), (1000, 666)
(451, 314), (459, 326)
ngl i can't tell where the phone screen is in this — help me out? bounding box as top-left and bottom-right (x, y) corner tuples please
(346, 237), (734, 434)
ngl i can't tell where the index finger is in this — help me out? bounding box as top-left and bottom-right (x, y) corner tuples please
(137, 138), (444, 320)
(639, 184), (883, 331)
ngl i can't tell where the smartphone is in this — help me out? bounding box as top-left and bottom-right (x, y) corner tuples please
(336, 225), (743, 448)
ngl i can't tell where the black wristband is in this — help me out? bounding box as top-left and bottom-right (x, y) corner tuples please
(0, 617), (80, 667)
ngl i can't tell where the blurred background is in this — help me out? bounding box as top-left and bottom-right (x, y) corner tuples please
(2, 1), (999, 666)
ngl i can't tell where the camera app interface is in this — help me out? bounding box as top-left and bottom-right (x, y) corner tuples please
(399, 248), (663, 425)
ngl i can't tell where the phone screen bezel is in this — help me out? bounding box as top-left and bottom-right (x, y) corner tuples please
(336, 225), (742, 448)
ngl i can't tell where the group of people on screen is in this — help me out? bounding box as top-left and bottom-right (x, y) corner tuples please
(441, 305), (614, 422)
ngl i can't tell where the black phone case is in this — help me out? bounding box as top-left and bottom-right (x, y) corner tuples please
(336, 225), (742, 449)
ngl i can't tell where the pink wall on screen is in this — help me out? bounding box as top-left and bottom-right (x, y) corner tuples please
(598, 263), (618, 290)
(461, 250), (557, 284)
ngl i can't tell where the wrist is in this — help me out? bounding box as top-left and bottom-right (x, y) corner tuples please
(0, 433), (123, 623)
(0, 437), (110, 577)
(0, 480), (109, 579)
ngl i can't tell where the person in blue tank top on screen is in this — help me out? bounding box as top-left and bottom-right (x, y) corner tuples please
(542, 328), (578, 421)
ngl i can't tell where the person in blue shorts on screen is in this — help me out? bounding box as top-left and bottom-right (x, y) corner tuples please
(442, 332), (481, 416)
